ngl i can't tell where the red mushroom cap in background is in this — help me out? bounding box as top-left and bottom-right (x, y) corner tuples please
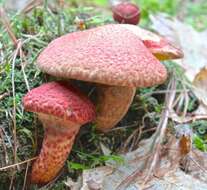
(112, 2), (141, 25)
(120, 24), (184, 60)
(23, 81), (95, 124)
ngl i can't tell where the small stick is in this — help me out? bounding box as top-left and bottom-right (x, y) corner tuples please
(0, 92), (9, 101)
(142, 78), (177, 184)
(11, 42), (21, 167)
(140, 89), (189, 98)
(9, 173), (15, 190)
(0, 128), (9, 165)
(21, 0), (43, 14)
(116, 78), (177, 190)
(19, 42), (30, 91)
(0, 8), (18, 47)
(0, 157), (37, 171)
(22, 161), (29, 190)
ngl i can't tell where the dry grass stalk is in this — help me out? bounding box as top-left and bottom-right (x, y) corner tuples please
(0, 157), (37, 171)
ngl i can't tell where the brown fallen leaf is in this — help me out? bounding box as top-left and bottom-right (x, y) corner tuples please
(81, 166), (114, 190)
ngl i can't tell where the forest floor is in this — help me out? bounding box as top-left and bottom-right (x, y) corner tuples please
(0, 0), (207, 189)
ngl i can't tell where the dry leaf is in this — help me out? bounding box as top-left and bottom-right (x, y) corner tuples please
(101, 133), (207, 190)
(64, 177), (82, 190)
(142, 169), (207, 190)
(81, 166), (113, 190)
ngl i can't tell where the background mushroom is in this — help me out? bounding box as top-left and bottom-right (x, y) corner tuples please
(112, 2), (141, 25)
(121, 24), (183, 60)
(36, 24), (183, 132)
(23, 81), (95, 184)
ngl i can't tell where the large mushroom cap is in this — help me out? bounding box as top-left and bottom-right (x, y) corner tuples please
(23, 81), (95, 124)
(37, 24), (167, 88)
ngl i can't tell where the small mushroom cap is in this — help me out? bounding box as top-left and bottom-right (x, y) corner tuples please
(37, 24), (167, 88)
(112, 2), (141, 25)
(23, 82), (95, 124)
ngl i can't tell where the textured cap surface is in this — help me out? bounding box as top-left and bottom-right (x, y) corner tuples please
(37, 24), (167, 88)
(23, 82), (95, 124)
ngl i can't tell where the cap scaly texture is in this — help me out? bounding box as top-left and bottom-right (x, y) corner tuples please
(37, 24), (167, 88)
(23, 81), (95, 124)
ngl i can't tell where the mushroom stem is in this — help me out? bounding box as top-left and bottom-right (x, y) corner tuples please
(31, 113), (80, 184)
(95, 85), (136, 132)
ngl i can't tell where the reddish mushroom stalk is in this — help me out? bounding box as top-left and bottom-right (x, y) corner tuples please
(23, 82), (95, 184)
(31, 114), (80, 184)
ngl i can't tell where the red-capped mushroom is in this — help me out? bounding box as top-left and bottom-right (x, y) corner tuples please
(36, 24), (183, 132)
(23, 81), (95, 184)
(112, 2), (141, 25)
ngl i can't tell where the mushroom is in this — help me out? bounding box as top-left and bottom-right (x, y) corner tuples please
(36, 24), (183, 132)
(23, 81), (95, 184)
(112, 2), (141, 25)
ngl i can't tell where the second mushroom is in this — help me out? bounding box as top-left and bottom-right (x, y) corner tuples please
(23, 81), (95, 184)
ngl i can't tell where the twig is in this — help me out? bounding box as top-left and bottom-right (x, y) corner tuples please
(0, 157), (37, 171)
(142, 78), (176, 184)
(0, 128), (9, 165)
(110, 122), (139, 132)
(11, 41), (21, 167)
(22, 161), (29, 190)
(140, 89), (189, 98)
(21, 0), (43, 14)
(116, 152), (152, 190)
(188, 150), (207, 174)
(115, 78), (177, 190)
(130, 127), (142, 151)
(19, 42), (30, 91)
(182, 83), (189, 118)
(169, 110), (207, 124)
(9, 173), (15, 190)
(0, 92), (9, 101)
(0, 8), (18, 47)
(121, 128), (140, 152)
